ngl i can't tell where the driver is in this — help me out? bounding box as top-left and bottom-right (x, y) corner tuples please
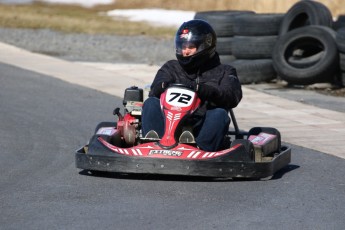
(141, 19), (242, 151)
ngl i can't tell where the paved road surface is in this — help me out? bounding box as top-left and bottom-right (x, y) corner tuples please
(1, 42), (345, 159)
(1, 63), (345, 230)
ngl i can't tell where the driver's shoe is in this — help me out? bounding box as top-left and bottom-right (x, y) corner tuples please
(179, 130), (195, 143)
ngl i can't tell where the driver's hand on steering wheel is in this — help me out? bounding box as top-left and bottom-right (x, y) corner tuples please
(196, 83), (220, 101)
(151, 81), (171, 96)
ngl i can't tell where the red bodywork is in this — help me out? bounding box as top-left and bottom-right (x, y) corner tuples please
(159, 87), (200, 147)
(76, 85), (291, 178)
(96, 85), (243, 160)
(98, 135), (241, 160)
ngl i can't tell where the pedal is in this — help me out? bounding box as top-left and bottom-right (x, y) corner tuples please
(143, 130), (160, 141)
(179, 130), (195, 144)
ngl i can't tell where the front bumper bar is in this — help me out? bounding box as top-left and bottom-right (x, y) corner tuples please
(75, 146), (291, 179)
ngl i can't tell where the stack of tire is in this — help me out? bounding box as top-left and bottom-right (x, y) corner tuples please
(334, 15), (345, 30)
(336, 27), (345, 86)
(334, 14), (345, 86)
(194, 0), (345, 87)
(194, 10), (255, 65)
(229, 13), (284, 84)
(272, 0), (339, 86)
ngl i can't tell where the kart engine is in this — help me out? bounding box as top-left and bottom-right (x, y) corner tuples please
(114, 86), (143, 146)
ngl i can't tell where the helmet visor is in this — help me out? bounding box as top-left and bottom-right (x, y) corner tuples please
(175, 29), (205, 55)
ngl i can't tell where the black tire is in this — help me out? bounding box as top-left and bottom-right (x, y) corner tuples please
(334, 15), (345, 30)
(287, 51), (324, 68)
(219, 54), (236, 64)
(336, 27), (345, 53)
(232, 36), (277, 59)
(341, 72), (345, 86)
(287, 25), (337, 55)
(340, 52), (345, 72)
(272, 25), (339, 85)
(279, 0), (333, 37)
(233, 13), (284, 36)
(229, 59), (276, 84)
(216, 37), (234, 55)
(194, 10), (255, 37)
(94, 122), (117, 134)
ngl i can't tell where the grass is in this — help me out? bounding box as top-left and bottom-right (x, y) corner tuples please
(0, 0), (344, 38)
(95, 0), (343, 15)
(0, 2), (176, 37)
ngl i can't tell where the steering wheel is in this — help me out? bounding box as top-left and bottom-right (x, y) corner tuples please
(168, 83), (195, 91)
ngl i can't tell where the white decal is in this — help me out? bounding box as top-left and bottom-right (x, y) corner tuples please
(187, 151), (196, 158)
(136, 149), (143, 155)
(202, 152), (210, 158)
(131, 149), (138, 156)
(208, 152), (216, 158)
(192, 151), (201, 158)
(149, 150), (183, 157)
(165, 88), (195, 107)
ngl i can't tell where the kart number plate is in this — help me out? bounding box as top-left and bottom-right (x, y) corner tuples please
(165, 88), (195, 107)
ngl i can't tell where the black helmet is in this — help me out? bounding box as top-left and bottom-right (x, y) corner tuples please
(175, 19), (217, 71)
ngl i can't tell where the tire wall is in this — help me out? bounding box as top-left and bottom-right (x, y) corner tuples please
(272, 26), (339, 85)
(230, 13), (284, 84)
(273, 0), (339, 85)
(194, 11), (255, 71)
(194, 0), (344, 86)
(336, 27), (345, 85)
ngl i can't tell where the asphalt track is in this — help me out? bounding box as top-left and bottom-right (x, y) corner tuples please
(1, 62), (345, 230)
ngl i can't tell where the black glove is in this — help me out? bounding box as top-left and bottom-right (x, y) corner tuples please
(188, 81), (199, 91)
(197, 84), (220, 101)
(150, 81), (170, 97)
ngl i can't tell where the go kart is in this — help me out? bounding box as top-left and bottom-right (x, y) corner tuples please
(75, 84), (291, 179)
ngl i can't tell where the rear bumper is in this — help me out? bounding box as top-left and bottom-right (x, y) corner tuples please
(75, 146), (291, 179)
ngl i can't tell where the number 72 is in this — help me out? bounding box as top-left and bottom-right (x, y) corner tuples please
(168, 92), (192, 104)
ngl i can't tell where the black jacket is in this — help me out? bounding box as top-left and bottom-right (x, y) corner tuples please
(149, 53), (242, 116)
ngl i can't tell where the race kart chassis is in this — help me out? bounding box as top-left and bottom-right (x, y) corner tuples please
(75, 86), (291, 179)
